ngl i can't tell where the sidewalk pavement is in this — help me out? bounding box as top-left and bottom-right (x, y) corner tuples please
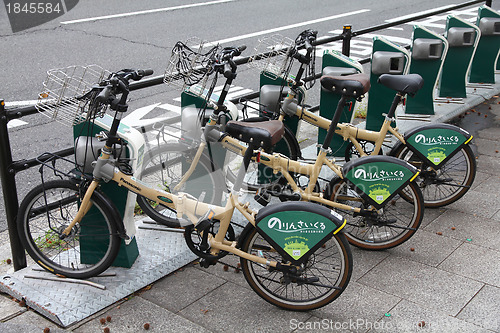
(1, 93), (500, 332)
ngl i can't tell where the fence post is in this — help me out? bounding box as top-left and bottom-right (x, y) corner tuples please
(0, 100), (27, 271)
(486, 0), (492, 7)
(342, 25), (352, 57)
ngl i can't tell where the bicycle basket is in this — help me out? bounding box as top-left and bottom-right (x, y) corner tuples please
(247, 34), (294, 80)
(164, 38), (220, 97)
(36, 65), (111, 127)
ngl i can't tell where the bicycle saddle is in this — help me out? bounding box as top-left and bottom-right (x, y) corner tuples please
(320, 73), (371, 98)
(378, 74), (424, 97)
(225, 120), (285, 150)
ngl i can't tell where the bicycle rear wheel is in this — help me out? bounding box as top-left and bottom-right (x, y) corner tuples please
(392, 144), (476, 207)
(137, 143), (225, 227)
(17, 180), (121, 279)
(325, 178), (424, 250)
(240, 227), (352, 311)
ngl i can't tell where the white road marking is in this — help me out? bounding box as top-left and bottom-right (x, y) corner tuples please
(207, 9), (371, 45)
(384, 4), (458, 23)
(4, 100), (39, 107)
(122, 103), (175, 128)
(60, 0), (234, 25)
(7, 119), (28, 129)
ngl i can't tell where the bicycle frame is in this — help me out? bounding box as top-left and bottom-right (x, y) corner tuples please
(66, 141), (312, 268)
(178, 136), (359, 213)
(280, 91), (406, 157)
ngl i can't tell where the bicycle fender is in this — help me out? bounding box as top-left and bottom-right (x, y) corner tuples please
(251, 201), (346, 265)
(398, 123), (473, 169)
(342, 155), (419, 210)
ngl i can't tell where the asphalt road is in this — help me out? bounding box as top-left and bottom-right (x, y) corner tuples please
(1, 0), (498, 233)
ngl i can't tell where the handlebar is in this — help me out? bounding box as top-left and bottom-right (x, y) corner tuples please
(94, 68), (154, 111)
(216, 45), (246, 78)
(291, 29), (318, 64)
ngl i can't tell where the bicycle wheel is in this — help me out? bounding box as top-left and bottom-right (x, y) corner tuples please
(17, 180), (121, 279)
(224, 125), (299, 191)
(325, 178), (424, 250)
(240, 227), (352, 311)
(392, 144), (476, 207)
(137, 142), (225, 227)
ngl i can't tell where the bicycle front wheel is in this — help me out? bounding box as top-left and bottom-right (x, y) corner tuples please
(326, 178), (424, 250)
(392, 144), (476, 207)
(17, 180), (121, 279)
(137, 142), (225, 227)
(240, 227), (352, 311)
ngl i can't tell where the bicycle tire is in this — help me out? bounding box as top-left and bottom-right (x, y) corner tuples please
(239, 226), (352, 311)
(325, 178), (424, 250)
(224, 125), (299, 191)
(136, 142), (225, 227)
(17, 179), (121, 279)
(392, 144), (476, 207)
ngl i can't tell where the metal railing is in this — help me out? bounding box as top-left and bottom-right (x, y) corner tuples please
(0, 0), (490, 271)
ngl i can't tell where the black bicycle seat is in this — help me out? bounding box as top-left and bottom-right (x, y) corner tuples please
(225, 120), (284, 150)
(378, 74), (424, 96)
(320, 73), (371, 98)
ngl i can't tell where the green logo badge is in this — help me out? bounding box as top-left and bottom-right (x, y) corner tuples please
(407, 128), (468, 166)
(257, 211), (341, 262)
(345, 161), (414, 206)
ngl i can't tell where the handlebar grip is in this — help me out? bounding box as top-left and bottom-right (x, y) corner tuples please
(96, 85), (112, 103)
(236, 45), (247, 55)
(138, 69), (154, 77)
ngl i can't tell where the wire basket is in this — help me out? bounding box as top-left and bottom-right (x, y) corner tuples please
(164, 38), (220, 97)
(36, 65), (111, 127)
(247, 34), (294, 80)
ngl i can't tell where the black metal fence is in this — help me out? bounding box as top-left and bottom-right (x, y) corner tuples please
(0, 0), (489, 271)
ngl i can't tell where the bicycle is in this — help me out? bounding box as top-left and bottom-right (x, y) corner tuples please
(254, 30), (476, 208)
(138, 38), (425, 251)
(17, 62), (353, 311)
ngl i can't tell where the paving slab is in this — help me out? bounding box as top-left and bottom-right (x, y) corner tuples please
(179, 280), (310, 333)
(139, 264), (227, 313)
(474, 138), (500, 157)
(469, 174), (500, 196)
(193, 254), (250, 289)
(475, 154), (500, 175)
(349, 247), (390, 281)
(419, 207), (446, 229)
(424, 209), (500, 251)
(470, 170), (498, 191)
(358, 256), (483, 316)
(386, 229), (462, 267)
(478, 127), (500, 141)
(446, 189), (500, 220)
(438, 242), (500, 287)
(309, 281), (401, 333)
(73, 296), (210, 333)
(0, 292), (26, 321)
(457, 285), (500, 332)
(0, 308), (68, 333)
(372, 299), (492, 332)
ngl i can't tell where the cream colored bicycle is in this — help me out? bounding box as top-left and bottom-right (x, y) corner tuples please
(17, 62), (352, 311)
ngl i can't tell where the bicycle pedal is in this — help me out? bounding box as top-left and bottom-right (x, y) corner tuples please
(199, 258), (217, 268)
(254, 189), (271, 206)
